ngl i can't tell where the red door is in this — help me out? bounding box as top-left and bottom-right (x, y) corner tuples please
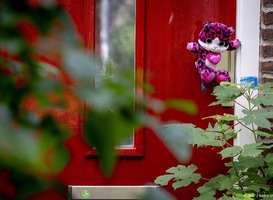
(31, 0), (236, 199)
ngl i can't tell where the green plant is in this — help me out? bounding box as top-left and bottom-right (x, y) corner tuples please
(155, 82), (273, 199)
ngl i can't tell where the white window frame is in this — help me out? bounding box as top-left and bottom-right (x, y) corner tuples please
(234, 0), (261, 147)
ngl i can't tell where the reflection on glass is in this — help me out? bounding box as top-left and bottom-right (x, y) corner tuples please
(95, 0), (136, 147)
(96, 0), (135, 69)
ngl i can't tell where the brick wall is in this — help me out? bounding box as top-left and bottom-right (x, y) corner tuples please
(260, 0), (273, 143)
(260, 0), (273, 83)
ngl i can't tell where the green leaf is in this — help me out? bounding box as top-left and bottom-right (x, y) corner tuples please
(242, 143), (273, 157)
(161, 124), (206, 148)
(243, 174), (269, 192)
(251, 94), (273, 106)
(220, 146), (242, 159)
(234, 193), (255, 200)
(190, 123), (228, 147)
(219, 175), (239, 191)
(155, 165), (201, 190)
(210, 84), (244, 106)
(204, 123), (235, 146)
(255, 82), (273, 93)
(241, 109), (273, 130)
(50, 146), (70, 172)
(203, 114), (238, 122)
(264, 153), (273, 163)
(85, 109), (139, 177)
(264, 166), (273, 177)
(165, 99), (198, 115)
(264, 154), (273, 176)
(255, 130), (273, 138)
(238, 156), (264, 169)
(193, 191), (216, 200)
(159, 124), (191, 162)
(64, 48), (99, 80)
(219, 195), (238, 200)
(206, 174), (238, 192)
(154, 175), (175, 186)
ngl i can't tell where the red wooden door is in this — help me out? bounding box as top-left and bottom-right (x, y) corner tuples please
(31, 0), (236, 199)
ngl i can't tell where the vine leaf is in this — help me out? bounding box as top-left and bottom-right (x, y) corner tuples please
(241, 109), (273, 130)
(210, 84), (244, 106)
(251, 94), (273, 106)
(162, 123), (234, 148)
(194, 174), (238, 200)
(241, 143), (273, 157)
(220, 146), (242, 159)
(162, 124), (216, 148)
(255, 130), (273, 138)
(196, 184), (217, 200)
(155, 165), (201, 190)
(219, 175), (239, 191)
(264, 154), (273, 175)
(154, 175), (175, 186)
(237, 156), (264, 170)
(193, 191), (216, 200)
(255, 82), (273, 93)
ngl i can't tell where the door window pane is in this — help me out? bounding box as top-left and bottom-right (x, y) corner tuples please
(95, 0), (136, 147)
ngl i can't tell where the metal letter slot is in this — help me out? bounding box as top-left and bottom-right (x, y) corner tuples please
(68, 185), (159, 200)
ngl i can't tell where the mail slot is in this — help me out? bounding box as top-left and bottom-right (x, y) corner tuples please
(68, 185), (159, 200)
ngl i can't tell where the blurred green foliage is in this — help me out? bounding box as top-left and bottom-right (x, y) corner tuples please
(0, 0), (197, 199)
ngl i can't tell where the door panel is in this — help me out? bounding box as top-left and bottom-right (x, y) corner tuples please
(31, 0), (236, 199)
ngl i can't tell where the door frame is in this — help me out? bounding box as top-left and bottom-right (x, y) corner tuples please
(234, 0), (260, 147)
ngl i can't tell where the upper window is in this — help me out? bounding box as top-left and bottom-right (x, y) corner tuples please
(95, 0), (135, 69)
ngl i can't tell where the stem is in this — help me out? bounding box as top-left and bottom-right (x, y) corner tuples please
(250, 105), (256, 111)
(220, 124), (244, 190)
(224, 122), (240, 132)
(242, 182), (273, 188)
(247, 88), (258, 143)
(251, 123), (258, 143)
(243, 93), (249, 100)
(247, 88), (266, 177)
(234, 100), (249, 110)
(237, 120), (254, 132)
(251, 92), (259, 100)
(216, 139), (225, 150)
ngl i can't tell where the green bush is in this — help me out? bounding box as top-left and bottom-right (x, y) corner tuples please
(155, 82), (273, 200)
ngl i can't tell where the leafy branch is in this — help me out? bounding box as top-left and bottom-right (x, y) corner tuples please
(155, 82), (273, 199)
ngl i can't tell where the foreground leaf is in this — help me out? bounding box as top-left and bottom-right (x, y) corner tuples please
(159, 124), (191, 162)
(85, 109), (140, 177)
(220, 146), (242, 159)
(155, 165), (201, 190)
(241, 109), (273, 130)
(251, 94), (273, 106)
(255, 82), (273, 93)
(165, 99), (198, 115)
(210, 84), (244, 106)
(241, 143), (273, 157)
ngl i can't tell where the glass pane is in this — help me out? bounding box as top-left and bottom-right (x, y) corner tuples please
(95, 0), (135, 69)
(95, 0), (136, 147)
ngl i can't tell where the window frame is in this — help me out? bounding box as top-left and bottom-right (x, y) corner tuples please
(85, 0), (145, 157)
